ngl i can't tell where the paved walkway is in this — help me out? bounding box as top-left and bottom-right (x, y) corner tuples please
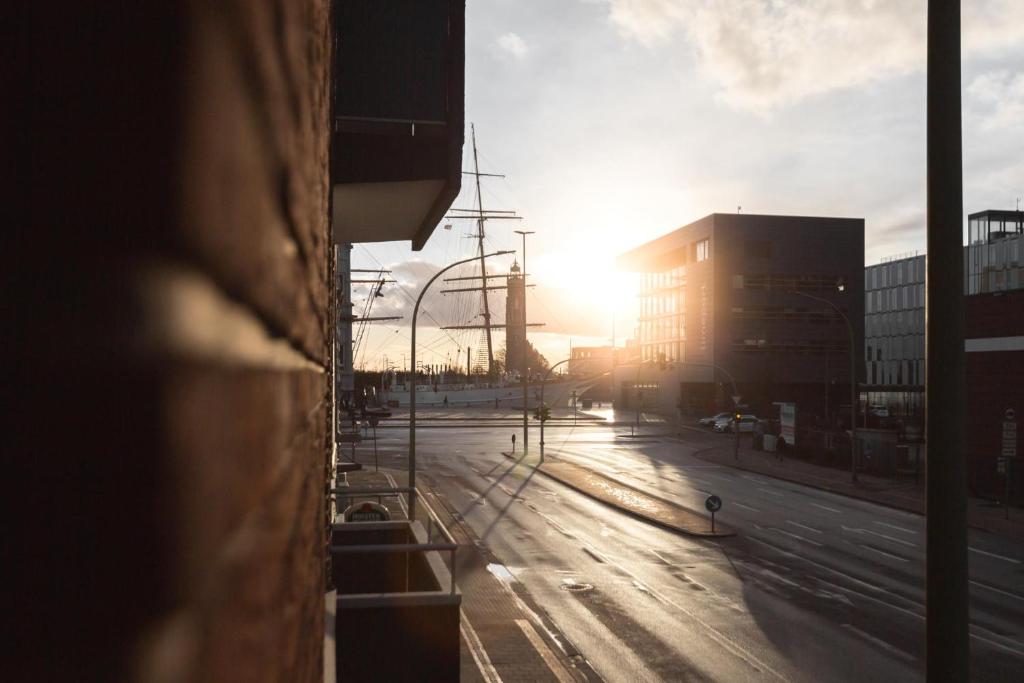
(500, 451), (733, 538)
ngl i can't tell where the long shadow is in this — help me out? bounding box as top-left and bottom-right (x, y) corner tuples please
(458, 453), (529, 517)
(481, 461), (539, 541)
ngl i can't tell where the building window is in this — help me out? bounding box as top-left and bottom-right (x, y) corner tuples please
(696, 238), (710, 262)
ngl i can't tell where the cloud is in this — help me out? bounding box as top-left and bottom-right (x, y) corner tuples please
(497, 32), (529, 60)
(603, 0), (1023, 112)
(967, 69), (1024, 131)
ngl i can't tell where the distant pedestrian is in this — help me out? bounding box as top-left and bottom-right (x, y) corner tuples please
(443, 395), (448, 407)
(511, 433), (517, 453)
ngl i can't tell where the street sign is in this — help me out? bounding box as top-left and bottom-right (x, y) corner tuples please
(732, 395), (743, 406)
(1006, 408), (1016, 421)
(343, 501), (391, 522)
(705, 494), (722, 533)
(1002, 420), (1017, 458)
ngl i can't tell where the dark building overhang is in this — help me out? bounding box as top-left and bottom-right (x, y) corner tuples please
(331, 0), (465, 250)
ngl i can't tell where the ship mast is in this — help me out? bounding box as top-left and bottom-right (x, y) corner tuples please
(470, 125), (496, 376)
(442, 124), (528, 378)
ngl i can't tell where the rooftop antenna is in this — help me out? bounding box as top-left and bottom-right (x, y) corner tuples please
(737, 205), (742, 213)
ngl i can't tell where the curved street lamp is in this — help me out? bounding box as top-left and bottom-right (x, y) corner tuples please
(790, 288), (859, 483)
(408, 250), (515, 519)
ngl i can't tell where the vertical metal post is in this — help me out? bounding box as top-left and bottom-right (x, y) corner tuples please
(516, 230), (534, 453)
(926, 1), (968, 679)
(847, 315), (858, 483)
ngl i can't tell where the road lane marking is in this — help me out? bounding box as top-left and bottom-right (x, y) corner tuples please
(514, 619), (577, 683)
(648, 548), (673, 565)
(810, 502), (842, 513)
(969, 546), (1022, 564)
(970, 632), (1024, 658)
(841, 624), (915, 663)
(757, 487), (784, 497)
(861, 529), (917, 548)
(734, 502), (761, 512)
(873, 521), (916, 534)
(584, 552), (788, 680)
(969, 579), (1024, 603)
(775, 528), (824, 547)
(787, 520), (823, 534)
(462, 613), (503, 683)
(859, 544), (910, 563)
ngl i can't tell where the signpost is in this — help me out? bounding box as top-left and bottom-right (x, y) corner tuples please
(1001, 408), (1017, 518)
(705, 494), (722, 532)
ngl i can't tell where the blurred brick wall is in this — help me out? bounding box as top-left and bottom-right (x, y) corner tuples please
(18, 2), (331, 681)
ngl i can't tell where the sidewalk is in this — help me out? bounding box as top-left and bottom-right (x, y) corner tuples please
(500, 451), (734, 538)
(334, 466), (584, 682)
(685, 432), (1024, 541)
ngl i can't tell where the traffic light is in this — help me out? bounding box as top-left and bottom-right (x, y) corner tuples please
(733, 411), (742, 422)
(533, 404), (551, 421)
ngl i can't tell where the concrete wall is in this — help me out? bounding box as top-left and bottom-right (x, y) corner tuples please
(19, 2), (331, 681)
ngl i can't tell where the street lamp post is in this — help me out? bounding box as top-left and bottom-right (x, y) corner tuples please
(538, 356), (599, 462)
(410, 250), (514, 519)
(791, 288), (858, 482)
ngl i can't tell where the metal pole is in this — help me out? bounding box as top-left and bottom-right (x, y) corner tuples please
(926, 0), (968, 677)
(516, 230), (534, 453)
(411, 251), (514, 522)
(792, 290), (858, 482)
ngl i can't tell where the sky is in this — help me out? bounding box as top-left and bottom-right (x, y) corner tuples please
(351, 0), (1023, 372)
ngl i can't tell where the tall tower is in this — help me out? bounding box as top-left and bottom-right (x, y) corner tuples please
(505, 261), (527, 376)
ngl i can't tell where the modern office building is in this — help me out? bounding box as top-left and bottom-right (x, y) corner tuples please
(863, 209), (1023, 427)
(863, 254), (926, 424)
(967, 209), (1024, 294)
(615, 213), (865, 421)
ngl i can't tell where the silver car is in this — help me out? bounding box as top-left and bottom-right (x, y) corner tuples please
(699, 412), (733, 427)
(713, 414), (759, 433)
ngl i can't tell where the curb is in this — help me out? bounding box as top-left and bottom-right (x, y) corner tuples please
(500, 451), (734, 539)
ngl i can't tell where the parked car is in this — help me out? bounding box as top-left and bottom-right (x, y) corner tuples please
(713, 414), (759, 433)
(699, 412), (733, 427)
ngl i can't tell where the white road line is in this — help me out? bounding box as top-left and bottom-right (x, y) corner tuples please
(734, 502), (761, 512)
(969, 580), (1024, 603)
(787, 520), (823, 534)
(810, 502), (842, 513)
(873, 521), (916, 534)
(969, 546), (1022, 564)
(970, 632), (1024, 659)
(649, 548), (673, 565)
(859, 544), (909, 563)
(757, 487), (784, 497)
(841, 624), (916, 663)
(862, 529), (917, 548)
(775, 528), (824, 547)
(584, 550), (788, 680)
(462, 613), (503, 683)
(514, 619), (576, 683)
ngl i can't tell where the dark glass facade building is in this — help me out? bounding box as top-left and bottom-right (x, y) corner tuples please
(617, 213), (865, 420)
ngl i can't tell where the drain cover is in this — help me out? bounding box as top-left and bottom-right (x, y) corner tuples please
(560, 581), (594, 593)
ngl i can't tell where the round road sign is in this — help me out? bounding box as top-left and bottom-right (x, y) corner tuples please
(1006, 408), (1016, 421)
(705, 495), (722, 513)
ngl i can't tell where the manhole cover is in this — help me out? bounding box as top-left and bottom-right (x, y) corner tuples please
(560, 581), (594, 593)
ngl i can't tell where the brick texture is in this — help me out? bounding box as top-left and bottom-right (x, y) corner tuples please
(17, 2), (332, 681)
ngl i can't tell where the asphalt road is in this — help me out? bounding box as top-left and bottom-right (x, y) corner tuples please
(367, 410), (1024, 682)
